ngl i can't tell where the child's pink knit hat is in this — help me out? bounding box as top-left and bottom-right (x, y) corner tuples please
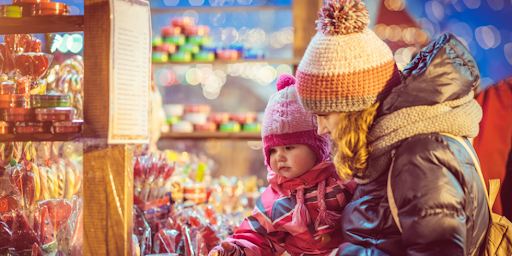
(261, 74), (330, 167)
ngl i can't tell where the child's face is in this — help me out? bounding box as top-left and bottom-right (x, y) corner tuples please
(315, 112), (341, 138)
(269, 144), (317, 179)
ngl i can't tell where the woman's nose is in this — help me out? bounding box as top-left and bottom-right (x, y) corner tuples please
(317, 116), (329, 136)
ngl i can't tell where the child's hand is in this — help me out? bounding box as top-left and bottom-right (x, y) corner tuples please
(209, 242), (235, 256)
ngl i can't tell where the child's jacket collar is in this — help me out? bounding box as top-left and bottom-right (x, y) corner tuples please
(267, 161), (336, 195)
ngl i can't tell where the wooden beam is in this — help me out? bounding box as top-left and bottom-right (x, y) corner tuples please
(83, 144), (134, 256)
(83, 0), (111, 139)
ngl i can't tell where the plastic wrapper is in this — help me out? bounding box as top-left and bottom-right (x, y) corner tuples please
(45, 56), (83, 119)
(0, 141), (83, 256)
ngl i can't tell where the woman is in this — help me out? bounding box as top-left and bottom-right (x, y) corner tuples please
(295, 0), (490, 255)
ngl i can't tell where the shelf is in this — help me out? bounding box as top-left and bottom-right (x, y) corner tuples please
(0, 133), (82, 142)
(0, 15), (84, 35)
(160, 131), (261, 140)
(151, 5), (291, 14)
(153, 58), (300, 65)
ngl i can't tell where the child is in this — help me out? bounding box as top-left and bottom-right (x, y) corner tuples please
(209, 75), (357, 256)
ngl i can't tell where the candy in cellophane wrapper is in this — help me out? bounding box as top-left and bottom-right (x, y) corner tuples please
(133, 234), (141, 256)
(8, 163), (36, 211)
(9, 210), (40, 256)
(134, 206), (153, 256)
(0, 220), (11, 255)
(153, 229), (181, 254)
(45, 56), (84, 120)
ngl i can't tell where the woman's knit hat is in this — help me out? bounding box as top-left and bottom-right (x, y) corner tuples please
(296, 0), (401, 113)
(261, 74), (330, 166)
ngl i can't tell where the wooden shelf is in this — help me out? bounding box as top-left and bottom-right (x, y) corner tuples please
(160, 131), (261, 140)
(0, 133), (82, 142)
(153, 58), (299, 65)
(0, 15), (84, 35)
(151, 5), (291, 14)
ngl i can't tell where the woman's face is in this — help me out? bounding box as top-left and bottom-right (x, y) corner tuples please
(315, 113), (341, 137)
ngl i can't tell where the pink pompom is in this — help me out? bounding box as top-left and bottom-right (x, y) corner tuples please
(276, 74), (296, 91)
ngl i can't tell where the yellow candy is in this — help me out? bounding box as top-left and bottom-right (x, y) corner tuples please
(39, 166), (50, 200)
(32, 165), (41, 202)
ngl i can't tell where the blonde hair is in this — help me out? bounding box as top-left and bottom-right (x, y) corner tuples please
(331, 103), (379, 180)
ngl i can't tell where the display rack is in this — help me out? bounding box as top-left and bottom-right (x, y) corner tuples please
(0, 133), (82, 142)
(151, 5), (291, 13)
(0, 15), (84, 34)
(152, 58), (300, 65)
(161, 131), (261, 140)
(154, 0), (323, 141)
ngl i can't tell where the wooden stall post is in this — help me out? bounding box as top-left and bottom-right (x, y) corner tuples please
(82, 0), (135, 255)
(293, 0), (324, 62)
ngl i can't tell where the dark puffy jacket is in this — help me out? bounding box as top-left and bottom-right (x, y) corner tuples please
(337, 34), (490, 256)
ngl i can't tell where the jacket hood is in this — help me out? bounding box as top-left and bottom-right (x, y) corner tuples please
(378, 33), (480, 117)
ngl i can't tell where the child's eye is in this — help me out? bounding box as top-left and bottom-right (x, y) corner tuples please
(285, 146), (294, 150)
(269, 148), (276, 154)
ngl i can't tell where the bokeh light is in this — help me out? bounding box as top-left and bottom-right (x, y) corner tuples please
(452, 22), (473, 44)
(155, 69), (175, 87)
(183, 10), (199, 23)
(209, 12), (226, 27)
(185, 68), (202, 85)
(276, 64), (293, 77)
(69, 34), (83, 53)
(504, 43), (512, 65)
(237, 0), (252, 4)
(425, 1), (444, 23)
(58, 34), (70, 53)
(384, 0), (406, 11)
(232, 12), (249, 26)
(476, 25), (501, 50)
(189, 0), (205, 6)
(163, 0), (179, 6)
(222, 27), (239, 44)
(257, 66), (277, 85)
(463, 0), (481, 9)
(203, 89), (220, 100)
(487, 0), (505, 10)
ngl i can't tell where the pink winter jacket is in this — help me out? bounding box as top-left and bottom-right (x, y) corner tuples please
(211, 161), (357, 256)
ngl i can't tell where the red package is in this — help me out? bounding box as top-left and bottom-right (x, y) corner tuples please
(70, 209), (83, 250)
(154, 229), (173, 254)
(182, 226), (194, 256)
(17, 34), (32, 53)
(15, 54), (33, 78)
(70, 243), (82, 256)
(17, 76), (30, 94)
(165, 217), (175, 230)
(2, 214), (14, 231)
(0, 221), (11, 255)
(32, 243), (44, 256)
(32, 53), (49, 79)
(4, 35), (17, 53)
(9, 163), (36, 210)
(38, 199), (72, 232)
(9, 211), (40, 256)
(31, 39), (42, 53)
(0, 195), (19, 215)
(0, 44), (15, 74)
(40, 206), (57, 254)
(189, 215), (201, 227)
(195, 232), (209, 256)
(200, 225), (220, 252)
